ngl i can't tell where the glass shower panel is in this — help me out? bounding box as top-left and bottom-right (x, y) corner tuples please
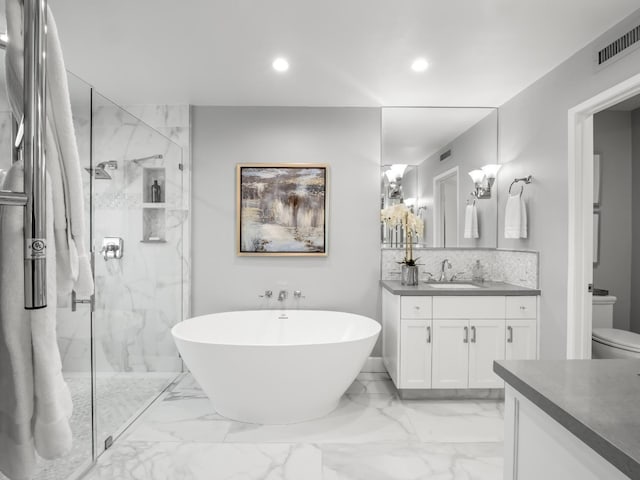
(90, 91), (183, 453)
(0, 66), (94, 480)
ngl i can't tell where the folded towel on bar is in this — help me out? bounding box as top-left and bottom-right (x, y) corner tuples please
(504, 192), (527, 239)
(0, 1), (92, 477)
(5, 0), (93, 305)
(463, 203), (479, 239)
(0, 163), (73, 480)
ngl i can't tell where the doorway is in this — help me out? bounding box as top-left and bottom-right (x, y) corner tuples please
(567, 72), (640, 359)
(433, 167), (459, 247)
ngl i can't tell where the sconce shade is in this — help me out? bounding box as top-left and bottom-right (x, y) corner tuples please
(468, 169), (485, 184)
(481, 164), (501, 179)
(385, 169), (396, 183)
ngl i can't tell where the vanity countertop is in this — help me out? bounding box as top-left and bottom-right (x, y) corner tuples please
(380, 279), (540, 296)
(494, 359), (640, 479)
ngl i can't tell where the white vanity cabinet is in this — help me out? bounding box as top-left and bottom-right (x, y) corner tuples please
(505, 296), (537, 360)
(382, 288), (539, 390)
(432, 297), (506, 389)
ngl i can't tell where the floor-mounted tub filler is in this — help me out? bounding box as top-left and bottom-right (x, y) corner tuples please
(171, 310), (380, 424)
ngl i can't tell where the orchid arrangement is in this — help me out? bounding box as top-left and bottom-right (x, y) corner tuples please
(380, 203), (424, 266)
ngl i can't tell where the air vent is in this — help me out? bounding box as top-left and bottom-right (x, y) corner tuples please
(440, 149), (452, 162)
(594, 12), (640, 70)
(598, 25), (640, 65)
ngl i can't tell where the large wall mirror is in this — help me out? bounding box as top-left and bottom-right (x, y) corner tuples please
(381, 107), (499, 248)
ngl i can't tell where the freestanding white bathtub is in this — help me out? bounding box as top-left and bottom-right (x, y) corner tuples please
(171, 310), (380, 424)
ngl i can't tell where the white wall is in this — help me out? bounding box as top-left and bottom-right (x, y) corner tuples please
(631, 109), (640, 333)
(497, 9), (640, 357)
(191, 107), (382, 348)
(593, 111), (632, 331)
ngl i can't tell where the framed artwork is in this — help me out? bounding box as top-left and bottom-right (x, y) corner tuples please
(237, 163), (328, 256)
(593, 154), (601, 207)
(593, 211), (600, 265)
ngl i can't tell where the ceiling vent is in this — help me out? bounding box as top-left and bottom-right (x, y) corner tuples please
(594, 12), (640, 70)
(440, 149), (452, 162)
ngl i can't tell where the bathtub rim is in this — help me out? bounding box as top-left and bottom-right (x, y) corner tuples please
(171, 309), (381, 348)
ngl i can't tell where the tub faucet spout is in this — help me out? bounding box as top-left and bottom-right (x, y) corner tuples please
(278, 290), (288, 301)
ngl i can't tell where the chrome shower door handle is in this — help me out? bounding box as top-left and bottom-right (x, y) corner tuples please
(71, 290), (94, 312)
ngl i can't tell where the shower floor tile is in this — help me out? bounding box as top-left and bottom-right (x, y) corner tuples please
(82, 373), (505, 480)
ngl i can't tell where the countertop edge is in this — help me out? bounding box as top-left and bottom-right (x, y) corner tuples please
(380, 280), (540, 296)
(493, 361), (639, 479)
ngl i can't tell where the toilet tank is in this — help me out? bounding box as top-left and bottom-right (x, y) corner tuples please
(592, 295), (617, 328)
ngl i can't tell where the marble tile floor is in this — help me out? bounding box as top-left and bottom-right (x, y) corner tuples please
(82, 372), (505, 480)
(0, 373), (177, 480)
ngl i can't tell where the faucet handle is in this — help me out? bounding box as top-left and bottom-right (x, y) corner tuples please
(259, 290), (273, 298)
(293, 290), (306, 299)
(450, 272), (466, 282)
(422, 272), (434, 281)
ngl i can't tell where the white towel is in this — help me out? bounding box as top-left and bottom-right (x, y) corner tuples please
(0, 1), (92, 476)
(504, 193), (527, 239)
(463, 204), (479, 239)
(5, 0), (94, 305)
(0, 163), (73, 480)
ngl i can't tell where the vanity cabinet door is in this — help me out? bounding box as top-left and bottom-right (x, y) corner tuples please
(432, 319), (469, 389)
(400, 319), (432, 388)
(505, 319), (537, 360)
(468, 319), (505, 388)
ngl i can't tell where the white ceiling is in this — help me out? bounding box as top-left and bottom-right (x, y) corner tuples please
(47, 0), (640, 107)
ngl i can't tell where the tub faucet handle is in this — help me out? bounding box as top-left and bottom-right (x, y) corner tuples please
(259, 290), (273, 298)
(294, 290), (306, 299)
(278, 290), (288, 301)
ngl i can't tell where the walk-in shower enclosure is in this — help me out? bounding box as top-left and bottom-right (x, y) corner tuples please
(0, 59), (185, 480)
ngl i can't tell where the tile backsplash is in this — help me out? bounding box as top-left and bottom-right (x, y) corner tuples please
(381, 248), (538, 289)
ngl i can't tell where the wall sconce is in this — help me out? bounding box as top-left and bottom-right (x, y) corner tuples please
(385, 164), (408, 199)
(469, 164), (501, 199)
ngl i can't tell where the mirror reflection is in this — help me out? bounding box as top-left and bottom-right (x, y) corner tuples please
(381, 107), (498, 248)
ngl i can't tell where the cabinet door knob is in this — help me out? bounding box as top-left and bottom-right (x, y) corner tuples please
(507, 326), (513, 343)
(426, 326), (431, 343)
(463, 326), (469, 343)
(520, 306), (526, 310)
(414, 305), (420, 310)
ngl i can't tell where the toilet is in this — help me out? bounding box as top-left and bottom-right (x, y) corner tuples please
(592, 295), (640, 359)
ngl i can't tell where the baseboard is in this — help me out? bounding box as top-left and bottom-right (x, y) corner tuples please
(361, 356), (386, 373)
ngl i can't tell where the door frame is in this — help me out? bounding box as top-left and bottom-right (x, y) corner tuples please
(432, 166), (459, 247)
(566, 72), (640, 359)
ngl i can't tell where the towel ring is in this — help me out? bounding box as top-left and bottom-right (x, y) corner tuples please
(508, 175), (532, 195)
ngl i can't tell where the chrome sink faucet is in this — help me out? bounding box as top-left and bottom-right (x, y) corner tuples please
(439, 259), (452, 282)
(278, 290), (288, 301)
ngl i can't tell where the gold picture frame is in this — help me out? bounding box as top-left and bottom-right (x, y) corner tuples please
(236, 163), (328, 256)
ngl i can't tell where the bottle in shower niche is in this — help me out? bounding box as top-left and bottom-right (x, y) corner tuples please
(151, 179), (162, 203)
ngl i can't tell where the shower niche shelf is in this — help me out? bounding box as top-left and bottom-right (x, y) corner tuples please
(141, 167), (167, 243)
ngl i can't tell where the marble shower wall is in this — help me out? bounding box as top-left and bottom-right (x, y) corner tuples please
(58, 101), (191, 373)
(381, 248), (539, 289)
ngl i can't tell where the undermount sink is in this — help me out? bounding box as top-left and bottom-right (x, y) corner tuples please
(425, 283), (481, 289)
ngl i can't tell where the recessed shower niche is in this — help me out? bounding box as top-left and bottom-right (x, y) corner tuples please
(142, 167), (167, 242)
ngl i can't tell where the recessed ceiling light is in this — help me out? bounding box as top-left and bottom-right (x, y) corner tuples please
(272, 57), (289, 72)
(411, 58), (429, 72)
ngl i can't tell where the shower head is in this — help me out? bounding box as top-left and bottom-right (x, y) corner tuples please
(85, 160), (118, 180)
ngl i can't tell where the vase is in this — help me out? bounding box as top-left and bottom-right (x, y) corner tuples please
(401, 265), (419, 286)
